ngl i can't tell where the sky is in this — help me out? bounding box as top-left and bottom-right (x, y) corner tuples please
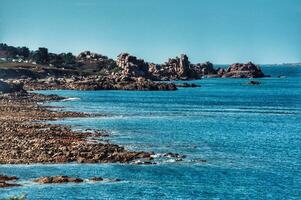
(0, 0), (300, 64)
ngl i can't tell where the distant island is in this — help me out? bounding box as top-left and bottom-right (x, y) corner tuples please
(266, 63), (301, 66)
(0, 43), (266, 92)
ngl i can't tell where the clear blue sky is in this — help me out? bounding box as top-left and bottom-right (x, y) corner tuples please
(0, 0), (300, 64)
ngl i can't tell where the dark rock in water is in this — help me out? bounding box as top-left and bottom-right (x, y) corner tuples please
(244, 80), (261, 85)
(0, 181), (21, 188)
(33, 176), (84, 184)
(0, 174), (18, 181)
(163, 152), (186, 159)
(221, 62), (265, 78)
(109, 178), (121, 182)
(176, 83), (200, 88)
(0, 174), (20, 188)
(89, 177), (104, 182)
(88, 177), (121, 182)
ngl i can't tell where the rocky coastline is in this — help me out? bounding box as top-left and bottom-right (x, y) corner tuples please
(0, 89), (153, 165)
(0, 43), (268, 92)
(0, 44), (268, 189)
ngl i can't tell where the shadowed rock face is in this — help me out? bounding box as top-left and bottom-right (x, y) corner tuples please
(221, 62), (265, 78)
(0, 80), (26, 94)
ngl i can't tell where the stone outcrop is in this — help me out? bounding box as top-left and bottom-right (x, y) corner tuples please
(116, 53), (149, 78)
(221, 62), (265, 78)
(150, 54), (191, 80)
(192, 61), (216, 77)
(117, 53), (217, 80)
(0, 80), (25, 94)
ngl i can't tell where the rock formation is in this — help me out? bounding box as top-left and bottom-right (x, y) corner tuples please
(192, 61), (216, 77)
(149, 55), (187, 80)
(221, 62), (265, 78)
(116, 53), (149, 78)
(116, 53), (216, 80)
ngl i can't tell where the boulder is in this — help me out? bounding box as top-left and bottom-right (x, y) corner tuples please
(222, 62), (265, 78)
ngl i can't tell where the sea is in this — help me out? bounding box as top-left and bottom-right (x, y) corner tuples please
(1, 66), (300, 200)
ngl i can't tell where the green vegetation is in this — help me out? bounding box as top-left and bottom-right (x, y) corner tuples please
(0, 43), (77, 67)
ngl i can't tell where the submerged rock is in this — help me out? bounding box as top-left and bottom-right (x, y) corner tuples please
(244, 80), (261, 85)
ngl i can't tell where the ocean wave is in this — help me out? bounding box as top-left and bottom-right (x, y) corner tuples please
(61, 97), (81, 102)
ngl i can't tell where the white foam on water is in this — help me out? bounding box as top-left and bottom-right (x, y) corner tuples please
(61, 97), (81, 102)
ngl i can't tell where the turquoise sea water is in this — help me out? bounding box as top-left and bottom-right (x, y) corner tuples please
(1, 66), (301, 199)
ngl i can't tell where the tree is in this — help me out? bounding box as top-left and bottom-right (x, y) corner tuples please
(32, 47), (49, 64)
(18, 47), (30, 58)
(62, 52), (76, 64)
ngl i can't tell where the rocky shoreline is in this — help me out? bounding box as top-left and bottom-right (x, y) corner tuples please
(1, 43), (268, 92)
(0, 91), (153, 164)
